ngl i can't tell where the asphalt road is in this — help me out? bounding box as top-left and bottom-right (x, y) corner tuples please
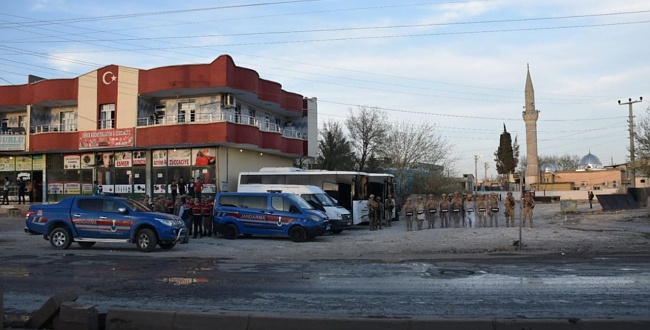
(2, 250), (649, 318)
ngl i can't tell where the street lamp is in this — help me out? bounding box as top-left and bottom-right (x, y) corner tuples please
(618, 97), (643, 188)
(474, 155), (482, 191)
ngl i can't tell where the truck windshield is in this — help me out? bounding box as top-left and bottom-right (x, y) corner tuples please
(123, 199), (152, 212)
(287, 194), (314, 210)
(314, 193), (336, 206)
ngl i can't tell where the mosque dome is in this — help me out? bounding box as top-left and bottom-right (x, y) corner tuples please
(540, 163), (563, 173)
(578, 152), (603, 170)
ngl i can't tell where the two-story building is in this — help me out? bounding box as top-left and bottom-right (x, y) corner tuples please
(0, 55), (317, 202)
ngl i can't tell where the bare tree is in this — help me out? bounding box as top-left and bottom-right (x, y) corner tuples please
(379, 121), (453, 202)
(346, 106), (388, 172)
(316, 120), (355, 170)
(635, 107), (650, 176)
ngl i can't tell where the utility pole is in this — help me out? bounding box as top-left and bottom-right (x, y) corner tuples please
(618, 97), (643, 188)
(474, 155), (481, 191)
(484, 162), (489, 184)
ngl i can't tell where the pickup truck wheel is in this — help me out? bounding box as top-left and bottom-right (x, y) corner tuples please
(78, 242), (96, 248)
(49, 227), (72, 250)
(136, 228), (157, 252)
(289, 226), (307, 242)
(222, 223), (239, 239)
(159, 242), (175, 250)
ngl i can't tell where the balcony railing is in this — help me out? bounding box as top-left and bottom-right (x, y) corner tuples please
(0, 126), (27, 135)
(137, 111), (303, 139)
(31, 124), (78, 133)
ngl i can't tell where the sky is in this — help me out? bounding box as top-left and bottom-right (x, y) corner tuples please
(1, 0), (649, 178)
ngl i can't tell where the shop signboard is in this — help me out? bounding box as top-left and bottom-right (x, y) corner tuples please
(15, 156), (32, 171)
(0, 157), (15, 171)
(168, 149), (191, 166)
(79, 128), (134, 149)
(0, 135), (26, 151)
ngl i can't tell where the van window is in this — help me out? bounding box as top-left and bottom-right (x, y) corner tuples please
(240, 196), (266, 209)
(271, 196), (301, 214)
(219, 195), (238, 207)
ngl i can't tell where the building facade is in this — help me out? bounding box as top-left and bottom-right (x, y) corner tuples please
(0, 55), (317, 202)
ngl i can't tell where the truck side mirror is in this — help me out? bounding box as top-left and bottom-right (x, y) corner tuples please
(118, 207), (128, 215)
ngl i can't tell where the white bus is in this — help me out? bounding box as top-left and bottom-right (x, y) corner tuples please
(238, 168), (370, 224)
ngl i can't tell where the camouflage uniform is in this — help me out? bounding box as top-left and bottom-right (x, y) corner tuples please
(464, 195), (476, 228)
(415, 196), (426, 230)
(450, 192), (463, 228)
(439, 194), (450, 228)
(504, 191), (516, 227)
(488, 193), (500, 227)
(522, 192), (535, 228)
(368, 194), (379, 231)
(384, 195), (394, 227)
(375, 196), (384, 230)
(426, 194), (437, 229)
(476, 194), (488, 228)
(403, 198), (415, 231)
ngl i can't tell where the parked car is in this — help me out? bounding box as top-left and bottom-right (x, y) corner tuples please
(25, 195), (188, 252)
(213, 192), (329, 242)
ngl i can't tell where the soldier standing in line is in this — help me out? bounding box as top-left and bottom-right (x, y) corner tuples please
(403, 198), (415, 231)
(439, 193), (449, 228)
(487, 193), (499, 227)
(450, 192), (463, 228)
(426, 194), (437, 229)
(375, 196), (384, 230)
(464, 194), (476, 228)
(384, 195), (394, 227)
(368, 194), (378, 231)
(522, 191), (535, 228)
(415, 196), (426, 230)
(461, 192), (468, 228)
(504, 191), (516, 227)
(476, 194), (488, 228)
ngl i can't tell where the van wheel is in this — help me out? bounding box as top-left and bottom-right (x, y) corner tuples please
(136, 228), (157, 252)
(289, 226), (307, 242)
(49, 227), (72, 250)
(222, 223), (239, 239)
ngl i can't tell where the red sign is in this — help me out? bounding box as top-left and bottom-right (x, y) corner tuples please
(79, 128), (134, 149)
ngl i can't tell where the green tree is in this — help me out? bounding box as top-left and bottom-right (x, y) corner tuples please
(494, 124), (518, 176)
(316, 120), (355, 170)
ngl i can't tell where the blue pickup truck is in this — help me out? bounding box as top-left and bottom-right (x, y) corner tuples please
(25, 195), (188, 252)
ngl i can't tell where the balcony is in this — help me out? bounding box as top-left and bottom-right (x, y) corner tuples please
(0, 126), (27, 135)
(31, 124), (78, 133)
(136, 111), (303, 140)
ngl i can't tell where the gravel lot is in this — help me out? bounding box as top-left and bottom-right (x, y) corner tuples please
(1, 201), (649, 262)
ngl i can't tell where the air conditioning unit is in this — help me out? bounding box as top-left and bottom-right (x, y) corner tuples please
(581, 181), (588, 187)
(154, 105), (166, 114)
(222, 94), (236, 108)
(602, 181), (608, 187)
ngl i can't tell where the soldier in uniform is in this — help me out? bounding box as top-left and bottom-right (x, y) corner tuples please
(415, 196), (426, 230)
(464, 194), (476, 228)
(384, 195), (394, 227)
(426, 194), (437, 229)
(368, 194), (378, 231)
(504, 191), (516, 227)
(461, 192), (468, 227)
(522, 191), (535, 228)
(375, 196), (384, 230)
(439, 193), (449, 228)
(450, 192), (463, 228)
(488, 193), (500, 227)
(403, 197), (415, 231)
(476, 194), (488, 228)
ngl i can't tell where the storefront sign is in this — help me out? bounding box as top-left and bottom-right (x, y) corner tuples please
(133, 151), (146, 166)
(0, 135), (26, 151)
(115, 151), (132, 168)
(64, 155), (81, 170)
(0, 157), (15, 171)
(48, 182), (64, 194)
(192, 148), (216, 166)
(81, 153), (95, 169)
(168, 149), (191, 166)
(64, 182), (81, 194)
(15, 156), (32, 171)
(152, 150), (167, 167)
(79, 128), (134, 149)
(82, 183), (93, 194)
(32, 155), (44, 170)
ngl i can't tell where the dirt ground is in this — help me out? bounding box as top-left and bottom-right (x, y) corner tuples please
(2, 200), (649, 262)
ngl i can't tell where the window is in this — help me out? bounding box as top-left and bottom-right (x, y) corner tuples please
(77, 199), (103, 212)
(272, 196), (300, 213)
(100, 104), (115, 129)
(179, 102), (195, 123)
(18, 115), (26, 128)
(613, 180), (618, 187)
(103, 200), (123, 213)
(60, 111), (76, 131)
(249, 109), (256, 125)
(240, 196), (266, 210)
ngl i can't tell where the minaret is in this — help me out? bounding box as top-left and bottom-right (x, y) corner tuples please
(523, 64), (540, 188)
